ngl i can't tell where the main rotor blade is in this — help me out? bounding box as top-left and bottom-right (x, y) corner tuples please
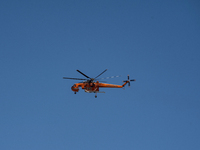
(130, 79), (136, 81)
(63, 77), (87, 80)
(95, 69), (108, 79)
(99, 75), (121, 80)
(77, 70), (90, 78)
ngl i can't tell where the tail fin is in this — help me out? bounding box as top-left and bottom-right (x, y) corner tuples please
(123, 75), (136, 87)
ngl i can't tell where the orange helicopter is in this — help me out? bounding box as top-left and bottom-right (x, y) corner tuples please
(63, 69), (135, 98)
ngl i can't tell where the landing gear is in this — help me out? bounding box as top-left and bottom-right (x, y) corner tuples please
(74, 92), (76, 94)
(95, 93), (97, 98)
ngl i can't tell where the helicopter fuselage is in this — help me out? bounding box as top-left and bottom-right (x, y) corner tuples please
(71, 81), (128, 93)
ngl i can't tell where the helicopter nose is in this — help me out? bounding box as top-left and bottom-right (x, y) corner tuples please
(71, 84), (79, 92)
(71, 86), (79, 92)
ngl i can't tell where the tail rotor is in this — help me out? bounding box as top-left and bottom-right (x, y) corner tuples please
(123, 75), (136, 87)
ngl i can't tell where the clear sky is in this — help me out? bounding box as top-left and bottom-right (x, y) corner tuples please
(1, 0), (200, 149)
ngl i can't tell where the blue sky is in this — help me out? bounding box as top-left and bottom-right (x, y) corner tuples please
(0, 0), (200, 149)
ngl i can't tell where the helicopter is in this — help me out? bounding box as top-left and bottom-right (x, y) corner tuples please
(63, 69), (135, 98)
